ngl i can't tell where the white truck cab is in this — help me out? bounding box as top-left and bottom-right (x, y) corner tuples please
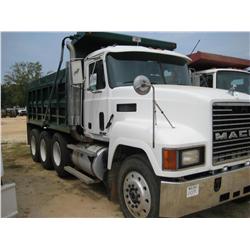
(192, 68), (250, 95)
(69, 44), (250, 217)
(27, 33), (250, 218)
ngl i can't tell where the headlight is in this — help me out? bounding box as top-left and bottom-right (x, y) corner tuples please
(181, 149), (201, 167)
(162, 146), (205, 170)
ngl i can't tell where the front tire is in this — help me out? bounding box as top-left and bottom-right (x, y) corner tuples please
(51, 133), (71, 178)
(39, 131), (53, 170)
(117, 154), (160, 218)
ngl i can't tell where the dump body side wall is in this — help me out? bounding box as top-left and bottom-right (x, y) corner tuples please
(27, 69), (70, 134)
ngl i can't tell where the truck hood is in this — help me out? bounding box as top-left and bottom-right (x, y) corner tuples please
(110, 85), (249, 175)
(110, 84), (249, 132)
(153, 85), (250, 143)
(154, 84), (250, 102)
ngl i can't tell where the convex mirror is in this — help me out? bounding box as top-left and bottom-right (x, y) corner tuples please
(133, 75), (152, 95)
(70, 59), (84, 85)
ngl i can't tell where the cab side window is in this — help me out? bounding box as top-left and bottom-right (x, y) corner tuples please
(89, 60), (106, 91)
(200, 74), (213, 88)
(206, 75), (213, 88)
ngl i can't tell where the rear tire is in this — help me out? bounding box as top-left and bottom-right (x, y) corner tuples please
(117, 154), (160, 218)
(39, 131), (53, 170)
(51, 133), (71, 178)
(30, 129), (40, 162)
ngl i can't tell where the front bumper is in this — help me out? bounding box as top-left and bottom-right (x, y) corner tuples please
(159, 166), (250, 217)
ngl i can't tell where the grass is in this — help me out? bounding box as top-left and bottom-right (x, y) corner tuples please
(2, 143), (30, 169)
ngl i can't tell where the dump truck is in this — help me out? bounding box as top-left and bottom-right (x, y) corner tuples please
(1, 155), (18, 218)
(27, 32), (250, 217)
(189, 51), (250, 95)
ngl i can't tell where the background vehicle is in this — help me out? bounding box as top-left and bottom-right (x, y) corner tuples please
(5, 108), (17, 118)
(1, 109), (7, 118)
(17, 107), (27, 116)
(189, 51), (250, 95)
(26, 33), (250, 217)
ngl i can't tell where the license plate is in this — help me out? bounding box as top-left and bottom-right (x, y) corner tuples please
(186, 184), (199, 198)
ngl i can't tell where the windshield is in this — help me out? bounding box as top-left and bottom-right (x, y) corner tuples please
(217, 71), (250, 95)
(106, 52), (191, 88)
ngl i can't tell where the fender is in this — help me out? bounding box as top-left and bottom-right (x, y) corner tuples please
(108, 119), (210, 178)
(107, 119), (159, 174)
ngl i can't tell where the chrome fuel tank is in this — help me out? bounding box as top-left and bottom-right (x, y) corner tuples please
(69, 144), (108, 180)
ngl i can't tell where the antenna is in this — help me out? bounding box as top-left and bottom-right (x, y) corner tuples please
(190, 39), (200, 54)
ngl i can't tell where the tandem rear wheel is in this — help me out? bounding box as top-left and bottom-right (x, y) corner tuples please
(51, 133), (71, 178)
(30, 129), (40, 162)
(39, 131), (54, 170)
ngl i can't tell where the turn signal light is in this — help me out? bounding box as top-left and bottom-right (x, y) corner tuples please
(162, 149), (177, 170)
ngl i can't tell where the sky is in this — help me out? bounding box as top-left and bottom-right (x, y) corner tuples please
(1, 32), (250, 82)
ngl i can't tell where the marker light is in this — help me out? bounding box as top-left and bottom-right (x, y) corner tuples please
(162, 149), (177, 170)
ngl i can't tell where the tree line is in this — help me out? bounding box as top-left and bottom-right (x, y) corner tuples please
(1, 62), (43, 108)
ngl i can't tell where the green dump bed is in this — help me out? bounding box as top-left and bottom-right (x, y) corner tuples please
(27, 69), (70, 133)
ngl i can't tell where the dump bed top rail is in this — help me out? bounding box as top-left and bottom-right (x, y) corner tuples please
(29, 69), (66, 90)
(72, 32), (177, 58)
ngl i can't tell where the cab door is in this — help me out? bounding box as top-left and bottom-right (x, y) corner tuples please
(84, 58), (109, 139)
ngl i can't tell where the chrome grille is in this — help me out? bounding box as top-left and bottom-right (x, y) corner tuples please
(212, 102), (250, 165)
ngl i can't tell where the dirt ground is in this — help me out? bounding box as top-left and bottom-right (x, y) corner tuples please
(1, 116), (250, 218)
(2, 143), (122, 217)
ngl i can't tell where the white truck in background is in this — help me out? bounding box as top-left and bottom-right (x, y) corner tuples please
(27, 33), (250, 217)
(192, 68), (250, 95)
(189, 51), (250, 95)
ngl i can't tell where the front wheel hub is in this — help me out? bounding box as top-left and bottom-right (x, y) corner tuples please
(129, 188), (140, 203)
(123, 171), (151, 217)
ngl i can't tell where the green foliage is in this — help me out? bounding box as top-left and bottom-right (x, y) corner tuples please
(1, 62), (42, 108)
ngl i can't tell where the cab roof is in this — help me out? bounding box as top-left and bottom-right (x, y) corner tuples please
(195, 68), (250, 74)
(86, 45), (191, 62)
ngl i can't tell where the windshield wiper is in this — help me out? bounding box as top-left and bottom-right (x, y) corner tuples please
(116, 80), (134, 86)
(117, 80), (168, 86)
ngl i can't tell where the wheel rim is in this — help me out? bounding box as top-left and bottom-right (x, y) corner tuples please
(123, 171), (151, 217)
(53, 141), (61, 167)
(40, 138), (47, 162)
(31, 135), (36, 156)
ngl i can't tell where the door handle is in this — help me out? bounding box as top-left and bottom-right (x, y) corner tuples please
(87, 88), (103, 94)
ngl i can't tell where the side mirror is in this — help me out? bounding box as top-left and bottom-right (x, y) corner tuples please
(70, 59), (84, 85)
(133, 75), (152, 95)
(89, 73), (97, 91)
